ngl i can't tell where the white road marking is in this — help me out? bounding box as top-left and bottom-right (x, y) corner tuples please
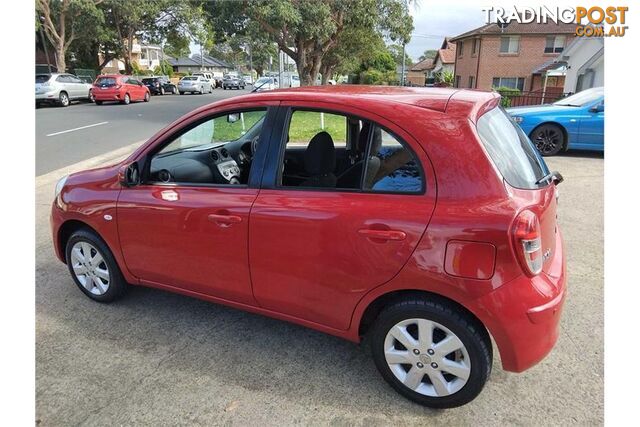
(46, 121), (109, 137)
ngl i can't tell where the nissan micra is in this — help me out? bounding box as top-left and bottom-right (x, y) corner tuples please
(51, 86), (566, 408)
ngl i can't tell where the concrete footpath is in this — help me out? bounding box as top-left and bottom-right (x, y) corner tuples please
(35, 149), (604, 426)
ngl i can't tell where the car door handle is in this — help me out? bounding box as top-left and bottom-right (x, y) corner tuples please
(358, 228), (406, 241)
(208, 213), (242, 226)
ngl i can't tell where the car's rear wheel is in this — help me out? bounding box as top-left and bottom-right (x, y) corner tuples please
(179, 91), (184, 95)
(144, 91), (150, 102)
(95, 100), (103, 105)
(370, 298), (492, 408)
(89, 90), (95, 103)
(122, 93), (130, 105)
(530, 123), (565, 156)
(65, 229), (127, 303)
(160, 87), (165, 95)
(58, 91), (69, 107)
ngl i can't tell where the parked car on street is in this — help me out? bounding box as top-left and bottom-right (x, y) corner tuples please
(507, 86), (604, 155)
(242, 74), (254, 85)
(252, 76), (279, 92)
(51, 86), (566, 409)
(222, 75), (246, 90)
(177, 76), (213, 95)
(36, 73), (94, 107)
(141, 76), (177, 95)
(92, 75), (150, 105)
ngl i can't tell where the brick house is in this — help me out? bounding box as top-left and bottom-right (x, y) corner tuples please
(407, 57), (434, 86)
(431, 38), (456, 78)
(450, 21), (577, 91)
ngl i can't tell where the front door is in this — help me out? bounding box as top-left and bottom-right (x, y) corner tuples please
(117, 106), (275, 304)
(249, 105), (436, 330)
(578, 101), (604, 148)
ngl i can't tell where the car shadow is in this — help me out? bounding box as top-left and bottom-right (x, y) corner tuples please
(555, 149), (604, 159)
(36, 261), (447, 417)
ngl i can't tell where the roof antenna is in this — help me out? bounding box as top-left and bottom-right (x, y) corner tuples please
(498, 21), (510, 33)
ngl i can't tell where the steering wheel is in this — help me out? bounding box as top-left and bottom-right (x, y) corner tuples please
(251, 135), (260, 155)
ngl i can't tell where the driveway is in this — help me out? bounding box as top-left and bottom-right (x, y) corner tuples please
(35, 151), (603, 425)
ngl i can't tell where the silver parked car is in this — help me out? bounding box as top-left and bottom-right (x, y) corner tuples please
(177, 76), (213, 95)
(36, 73), (94, 107)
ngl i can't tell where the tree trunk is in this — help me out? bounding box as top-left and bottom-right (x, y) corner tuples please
(320, 64), (335, 85)
(297, 49), (322, 86)
(255, 65), (264, 77)
(124, 32), (134, 74)
(55, 42), (66, 72)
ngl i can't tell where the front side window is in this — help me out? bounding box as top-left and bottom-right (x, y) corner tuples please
(278, 109), (423, 193)
(545, 35), (566, 53)
(148, 109), (267, 185)
(500, 36), (520, 53)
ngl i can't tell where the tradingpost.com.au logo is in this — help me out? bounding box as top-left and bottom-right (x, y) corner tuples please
(482, 5), (629, 37)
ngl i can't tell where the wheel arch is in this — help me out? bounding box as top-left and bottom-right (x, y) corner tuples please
(357, 289), (491, 347)
(529, 121), (569, 151)
(57, 219), (102, 264)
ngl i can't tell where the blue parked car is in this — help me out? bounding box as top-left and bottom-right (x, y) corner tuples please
(507, 87), (604, 156)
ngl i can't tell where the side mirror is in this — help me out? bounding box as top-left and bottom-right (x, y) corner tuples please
(590, 104), (604, 113)
(120, 162), (140, 187)
(227, 113), (240, 123)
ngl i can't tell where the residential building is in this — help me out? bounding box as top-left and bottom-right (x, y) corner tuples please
(450, 21), (577, 91)
(167, 54), (233, 74)
(408, 57), (434, 85)
(100, 40), (166, 74)
(556, 37), (604, 93)
(431, 38), (456, 79)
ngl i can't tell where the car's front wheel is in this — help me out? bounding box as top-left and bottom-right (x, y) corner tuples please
(122, 93), (130, 105)
(144, 91), (150, 102)
(530, 123), (565, 156)
(370, 298), (492, 408)
(65, 229), (127, 303)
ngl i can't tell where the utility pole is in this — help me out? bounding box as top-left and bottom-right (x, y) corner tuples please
(248, 42), (253, 77)
(200, 42), (204, 70)
(401, 43), (406, 86)
(278, 48), (282, 88)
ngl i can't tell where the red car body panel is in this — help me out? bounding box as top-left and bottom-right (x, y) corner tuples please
(50, 86), (566, 373)
(92, 74), (149, 103)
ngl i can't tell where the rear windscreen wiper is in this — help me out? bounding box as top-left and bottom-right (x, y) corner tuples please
(536, 171), (564, 185)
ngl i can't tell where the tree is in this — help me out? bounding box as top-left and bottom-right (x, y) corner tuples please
(388, 44), (413, 67)
(36, 0), (103, 72)
(163, 28), (191, 58)
(204, 0), (413, 86)
(418, 49), (437, 62)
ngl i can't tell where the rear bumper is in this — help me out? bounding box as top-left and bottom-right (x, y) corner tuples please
(475, 229), (567, 372)
(93, 91), (123, 101)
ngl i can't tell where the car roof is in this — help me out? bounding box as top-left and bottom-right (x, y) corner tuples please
(224, 86), (500, 117)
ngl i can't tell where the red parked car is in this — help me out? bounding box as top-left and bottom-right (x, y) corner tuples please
(50, 86), (566, 408)
(92, 74), (150, 105)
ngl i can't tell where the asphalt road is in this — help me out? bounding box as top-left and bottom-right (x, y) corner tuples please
(35, 88), (250, 176)
(35, 148), (603, 425)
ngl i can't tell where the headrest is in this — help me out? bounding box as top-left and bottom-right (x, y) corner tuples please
(304, 131), (336, 175)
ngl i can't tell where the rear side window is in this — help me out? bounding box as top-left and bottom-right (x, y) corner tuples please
(477, 107), (549, 189)
(95, 77), (117, 87)
(36, 74), (51, 83)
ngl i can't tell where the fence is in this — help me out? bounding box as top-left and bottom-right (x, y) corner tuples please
(498, 88), (571, 108)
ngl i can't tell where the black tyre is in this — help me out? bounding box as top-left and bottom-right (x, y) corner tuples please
(95, 100), (103, 105)
(144, 91), (150, 102)
(179, 91), (184, 95)
(65, 229), (127, 303)
(370, 298), (492, 409)
(122, 93), (130, 105)
(58, 91), (70, 107)
(160, 87), (165, 95)
(530, 123), (565, 156)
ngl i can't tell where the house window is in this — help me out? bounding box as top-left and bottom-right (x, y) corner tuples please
(455, 75), (461, 88)
(468, 76), (475, 88)
(492, 77), (525, 91)
(458, 41), (463, 57)
(544, 35), (566, 53)
(499, 36), (520, 53)
(472, 39), (479, 55)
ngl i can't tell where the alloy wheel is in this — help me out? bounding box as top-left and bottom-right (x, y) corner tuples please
(69, 241), (110, 296)
(59, 92), (69, 107)
(384, 318), (471, 397)
(533, 126), (562, 155)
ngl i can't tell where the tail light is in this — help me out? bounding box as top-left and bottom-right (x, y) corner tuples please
(512, 209), (542, 276)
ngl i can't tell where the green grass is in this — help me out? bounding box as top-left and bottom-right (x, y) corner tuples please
(287, 111), (346, 144)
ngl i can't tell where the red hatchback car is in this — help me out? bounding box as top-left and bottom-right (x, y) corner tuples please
(51, 86), (566, 408)
(92, 74), (150, 105)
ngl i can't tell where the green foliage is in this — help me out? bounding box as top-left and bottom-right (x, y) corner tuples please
(436, 70), (455, 87)
(493, 87), (521, 108)
(419, 49), (438, 61)
(153, 60), (174, 77)
(387, 44), (413, 66)
(361, 51), (396, 73)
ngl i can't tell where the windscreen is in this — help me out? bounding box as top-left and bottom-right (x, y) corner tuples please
(95, 77), (117, 87)
(142, 78), (155, 84)
(182, 77), (197, 81)
(477, 107), (549, 189)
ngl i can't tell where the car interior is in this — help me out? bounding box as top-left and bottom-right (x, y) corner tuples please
(147, 109), (422, 193)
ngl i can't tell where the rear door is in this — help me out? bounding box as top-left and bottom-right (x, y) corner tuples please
(248, 103), (436, 330)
